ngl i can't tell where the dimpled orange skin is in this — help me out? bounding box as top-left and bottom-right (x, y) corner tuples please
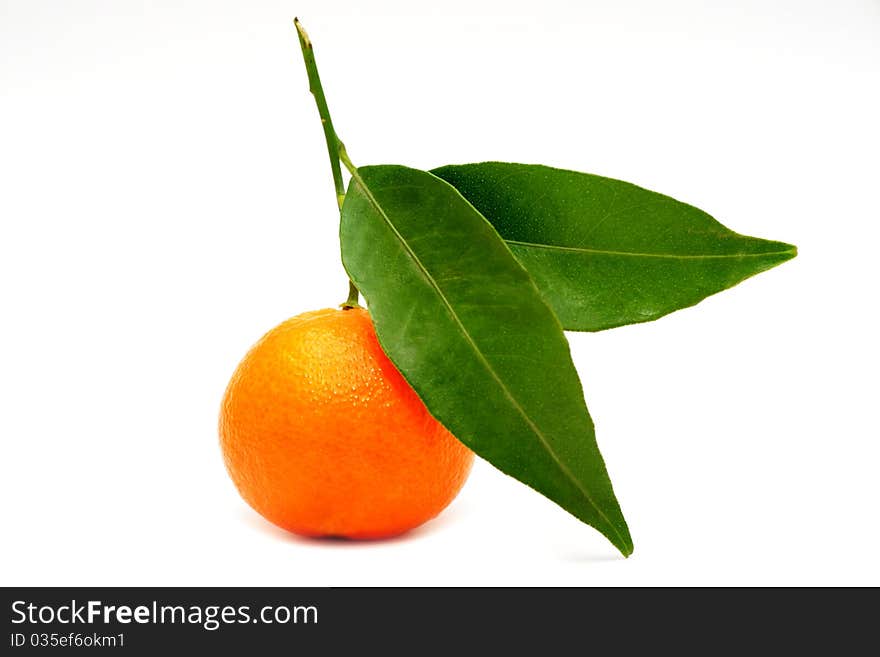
(219, 307), (474, 539)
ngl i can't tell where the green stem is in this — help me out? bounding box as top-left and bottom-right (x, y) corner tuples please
(338, 141), (358, 179)
(344, 279), (360, 308)
(338, 141), (374, 206)
(294, 18), (360, 307)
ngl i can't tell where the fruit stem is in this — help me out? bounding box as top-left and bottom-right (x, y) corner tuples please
(343, 280), (360, 309)
(294, 17), (360, 308)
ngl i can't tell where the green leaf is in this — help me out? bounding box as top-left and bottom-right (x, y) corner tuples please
(340, 164), (633, 556)
(432, 162), (797, 332)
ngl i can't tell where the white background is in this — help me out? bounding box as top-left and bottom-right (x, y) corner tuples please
(2, 0), (878, 586)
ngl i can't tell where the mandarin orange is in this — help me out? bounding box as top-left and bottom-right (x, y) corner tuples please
(219, 307), (474, 539)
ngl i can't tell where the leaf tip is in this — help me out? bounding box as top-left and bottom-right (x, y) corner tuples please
(770, 241), (797, 262)
(602, 518), (634, 558)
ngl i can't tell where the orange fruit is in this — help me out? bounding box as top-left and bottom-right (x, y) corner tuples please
(219, 307), (474, 539)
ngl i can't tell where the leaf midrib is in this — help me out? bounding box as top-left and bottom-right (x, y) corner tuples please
(506, 240), (796, 260)
(349, 172), (628, 550)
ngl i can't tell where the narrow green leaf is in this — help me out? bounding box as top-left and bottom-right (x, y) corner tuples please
(432, 162), (797, 332)
(340, 165), (633, 555)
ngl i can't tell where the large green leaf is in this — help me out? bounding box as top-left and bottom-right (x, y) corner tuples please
(432, 162), (797, 331)
(340, 164), (633, 555)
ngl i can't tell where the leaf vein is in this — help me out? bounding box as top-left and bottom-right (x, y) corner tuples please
(506, 240), (795, 260)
